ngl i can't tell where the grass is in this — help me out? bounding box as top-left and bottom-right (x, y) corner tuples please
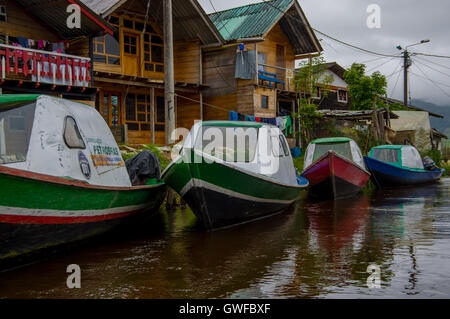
(292, 155), (304, 173)
(441, 162), (449, 177)
(120, 144), (171, 171)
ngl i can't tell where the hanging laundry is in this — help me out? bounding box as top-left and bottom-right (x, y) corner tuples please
(283, 116), (292, 137)
(38, 40), (45, 49)
(245, 115), (255, 122)
(275, 117), (282, 129)
(28, 39), (35, 48)
(238, 113), (246, 121)
(255, 117), (261, 122)
(229, 111), (239, 121)
(17, 37), (29, 48)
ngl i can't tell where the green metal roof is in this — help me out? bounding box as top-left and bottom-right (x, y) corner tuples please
(209, 0), (293, 41)
(311, 137), (353, 144)
(202, 121), (263, 128)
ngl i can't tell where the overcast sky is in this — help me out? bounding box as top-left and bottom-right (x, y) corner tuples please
(198, 0), (450, 106)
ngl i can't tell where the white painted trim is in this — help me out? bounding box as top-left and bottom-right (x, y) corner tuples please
(0, 204), (150, 218)
(180, 178), (297, 205)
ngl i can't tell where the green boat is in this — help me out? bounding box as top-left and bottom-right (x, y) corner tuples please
(162, 121), (308, 230)
(0, 95), (166, 269)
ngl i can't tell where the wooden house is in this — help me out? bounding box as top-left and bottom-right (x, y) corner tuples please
(81, 0), (224, 145)
(202, 0), (322, 127)
(0, 0), (113, 100)
(314, 62), (350, 110)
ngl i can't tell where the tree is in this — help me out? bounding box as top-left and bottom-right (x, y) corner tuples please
(344, 63), (387, 110)
(293, 55), (333, 145)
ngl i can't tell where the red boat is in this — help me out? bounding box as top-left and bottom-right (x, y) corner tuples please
(301, 137), (371, 199)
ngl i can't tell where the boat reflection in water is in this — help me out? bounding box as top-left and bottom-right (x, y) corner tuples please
(0, 180), (448, 298)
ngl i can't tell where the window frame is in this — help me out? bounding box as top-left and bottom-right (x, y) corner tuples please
(63, 116), (86, 150)
(261, 95), (269, 109)
(337, 89), (348, 103)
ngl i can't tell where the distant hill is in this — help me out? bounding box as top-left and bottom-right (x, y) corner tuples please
(411, 99), (450, 136)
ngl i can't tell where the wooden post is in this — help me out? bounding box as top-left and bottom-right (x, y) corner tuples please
(164, 0), (175, 145)
(151, 87), (155, 144)
(372, 95), (380, 140)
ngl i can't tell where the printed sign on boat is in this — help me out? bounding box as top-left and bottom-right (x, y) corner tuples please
(88, 141), (124, 174)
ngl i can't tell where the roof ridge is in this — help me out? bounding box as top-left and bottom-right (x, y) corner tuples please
(208, 0), (290, 17)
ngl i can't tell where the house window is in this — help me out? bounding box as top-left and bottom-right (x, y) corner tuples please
(125, 94), (152, 132)
(143, 32), (164, 73)
(258, 52), (267, 71)
(124, 34), (137, 55)
(155, 96), (165, 131)
(93, 34), (120, 65)
(337, 89), (348, 103)
(261, 95), (269, 109)
(312, 87), (321, 99)
(0, 6), (6, 22)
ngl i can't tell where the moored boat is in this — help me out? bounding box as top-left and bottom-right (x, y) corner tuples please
(0, 95), (166, 269)
(301, 137), (371, 200)
(364, 145), (444, 188)
(162, 121), (308, 230)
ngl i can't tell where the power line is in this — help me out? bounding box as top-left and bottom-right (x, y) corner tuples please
(390, 65), (403, 97)
(386, 61), (403, 79)
(262, 1), (400, 58)
(366, 56), (398, 73)
(412, 52), (450, 59)
(414, 55), (450, 71)
(413, 58), (450, 79)
(208, 0), (233, 38)
(412, 62), (450, 98)
(409, 71), (450, 88)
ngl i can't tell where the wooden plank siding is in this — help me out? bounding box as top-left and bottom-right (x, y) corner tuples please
(0, 0), (59, 41)
(201, 23), (297, 121)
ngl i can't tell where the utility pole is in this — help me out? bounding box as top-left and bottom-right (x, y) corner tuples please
(164, 0), (175, 145)
(397, 39), (430, 107)
(403, 50), (409, 106)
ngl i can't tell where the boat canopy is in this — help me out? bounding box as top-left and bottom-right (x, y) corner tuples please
(0, 95), (131, 187)
(179, 121), (298, 186)
(369, 145), (424, 170)
(304, 137), (365, 169)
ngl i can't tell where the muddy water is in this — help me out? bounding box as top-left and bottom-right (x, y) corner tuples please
(0, 179), (449, 298)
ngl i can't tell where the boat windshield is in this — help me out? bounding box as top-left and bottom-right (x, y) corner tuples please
(194, 125), (258, 162)
(0, 102), (36, 164)
(313, 142), (353, 162)
(372, 148), (399, 164)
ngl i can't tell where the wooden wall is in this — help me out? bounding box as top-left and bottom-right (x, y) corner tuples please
(0, 0), (59, 41)
(254, 87), (277, 118)
(174, 40), (201, 84)
(176, 92), (201, 132)
(258, 24), (296, 91)
(202, 46), (237, 97)
(203, 94), (237, 121)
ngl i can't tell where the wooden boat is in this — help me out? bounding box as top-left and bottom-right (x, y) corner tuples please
(0, 95), (166, 269)
(364, 145), (444, 188)
(162, 121), (308, 230)
(301, 137), (370, 200)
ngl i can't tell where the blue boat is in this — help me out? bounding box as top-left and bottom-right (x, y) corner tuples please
(364, 145), (444, 188)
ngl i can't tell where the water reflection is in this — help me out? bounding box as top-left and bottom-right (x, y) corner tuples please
(0, 179), (448, 298)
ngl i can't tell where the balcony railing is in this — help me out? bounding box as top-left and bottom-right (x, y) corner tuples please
(0, 44), (91, 88)
(257, 63), (295, 91)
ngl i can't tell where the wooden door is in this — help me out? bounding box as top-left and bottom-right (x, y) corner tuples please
(276, 45), (285, 84)
(123, 33), (140, 76)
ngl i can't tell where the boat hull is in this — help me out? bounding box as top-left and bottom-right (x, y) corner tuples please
(162, 153), (304, 230)
(301, 152), (371, 200)
(364, 156), (444, 188)
(0, 166), (167, 269)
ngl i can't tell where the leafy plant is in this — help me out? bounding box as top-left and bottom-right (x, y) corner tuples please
(344, 63), (387, 110)
(293, 54), (333, 145)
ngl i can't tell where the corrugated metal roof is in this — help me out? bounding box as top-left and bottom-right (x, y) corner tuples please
(209, 0), (292, 41)
(15, 0), (114, 39)
(81, 0), (224, 46)
(208, 0), (321, 54)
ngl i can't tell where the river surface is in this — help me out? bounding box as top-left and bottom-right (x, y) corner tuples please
(0, 179), (449, 299)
